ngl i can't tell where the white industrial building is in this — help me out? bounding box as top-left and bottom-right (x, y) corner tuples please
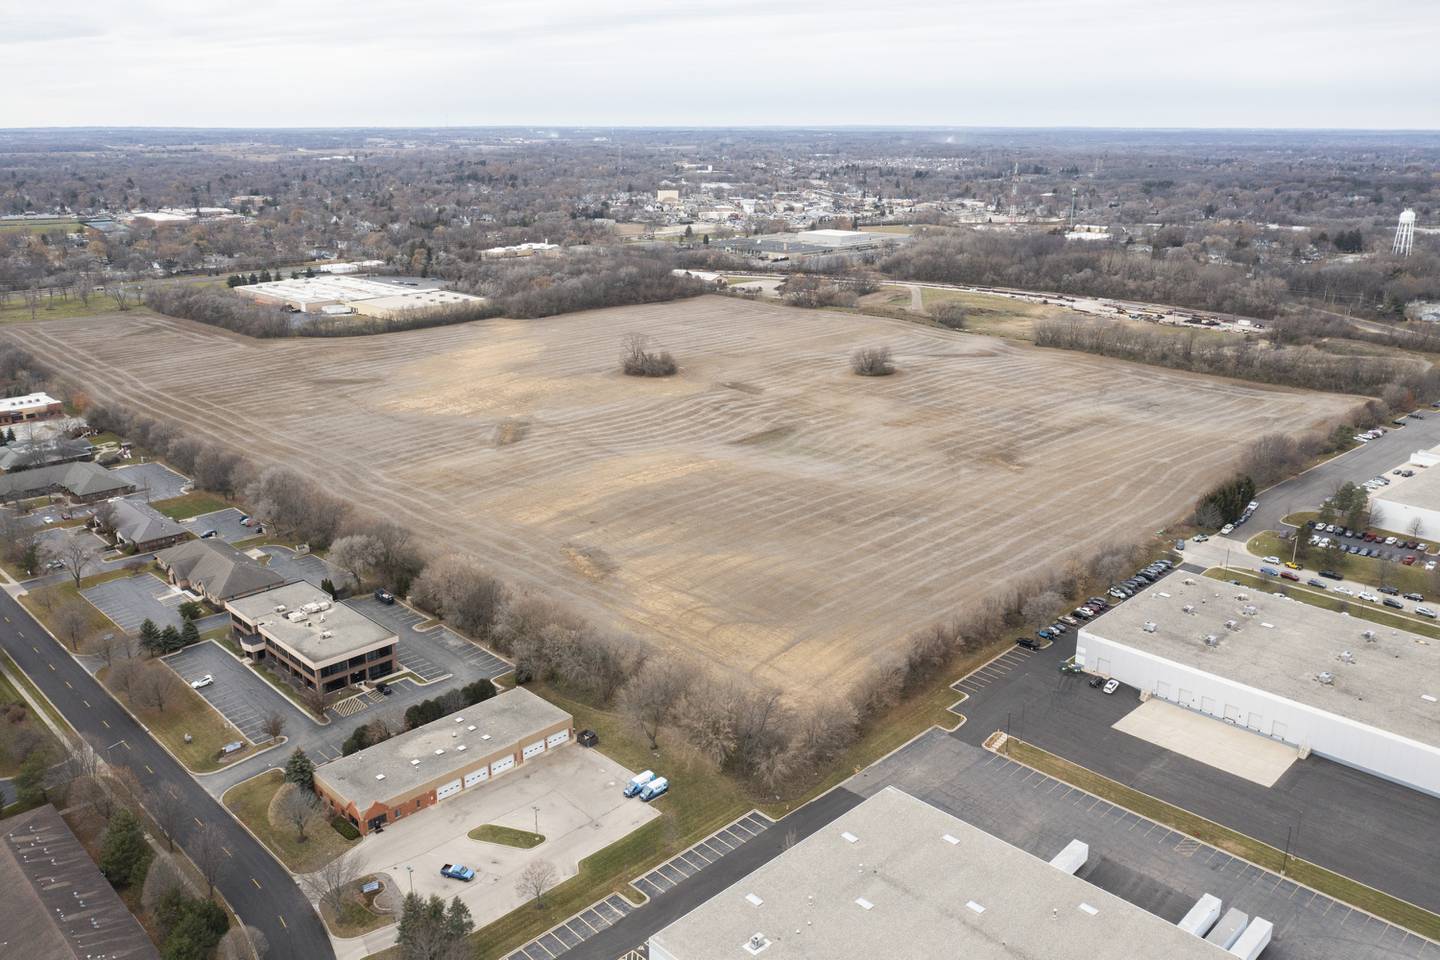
(1373, 465), (1440, 538)
(1076, 576), (1440, 798)
(650, 787), (1234, 960)
(234, 274), (483, 315)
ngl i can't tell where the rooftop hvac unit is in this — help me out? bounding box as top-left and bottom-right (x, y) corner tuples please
(320, 630), (333, 639)
(1317, 671), (1335, 685)
(318, 599), (332, 611)
(1184, 577), (1196, 585)
(286, 610), (308, 622)
(1142, 621), (1158, 633)
(1182, 604), (1195, 614)
(410, 759), (421, 766)
(1203, 635), (1219, 647)
(1242, 605), (1257, 616)
(1235, 593), (1250, 602)
(302, 602), (321, 615)
(1224, 619), (1239, 631)
(274, 605), (287, 613)
(1362, 630), (1376, 641)
(1339, 650), (1355, 663)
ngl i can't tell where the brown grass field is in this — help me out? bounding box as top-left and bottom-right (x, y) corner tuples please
(8, 297), (1355, 699)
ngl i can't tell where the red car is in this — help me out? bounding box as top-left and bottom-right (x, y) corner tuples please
(1280, 570), (1300, 581)
(1402, 555), (1417, 566)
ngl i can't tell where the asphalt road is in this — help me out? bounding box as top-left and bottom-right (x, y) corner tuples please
(0, 588), (332, 958)
(1249, 414), (1440, 533)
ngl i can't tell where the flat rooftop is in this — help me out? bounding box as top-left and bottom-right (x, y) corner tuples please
(1373, 465), (1440, 511)
(228, 581), (394, 665)
(239, 275), (417, 304)
(315, 687), (571, 805)
(1, 805), (160, 960)
(649, 787), (1223, 960)
(1084, 575), (1440, 749)
(1, 392), (59, 411)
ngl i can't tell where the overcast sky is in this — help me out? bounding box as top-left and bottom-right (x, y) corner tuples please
(5, 0), (1438, 129)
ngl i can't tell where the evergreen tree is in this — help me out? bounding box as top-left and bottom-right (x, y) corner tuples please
(99, 808), (152, 887)
(320, 577), (336, 598)
(248, 273), (258, 285)
(159, 624), (181, 653)
(15, 750), (48, 806)
(20, 540), (41, 576)
(4, 427), (15, 443)
(139, 618), (163, 656)
(179, 619), (199, 648)
(284, 748), (315, 790)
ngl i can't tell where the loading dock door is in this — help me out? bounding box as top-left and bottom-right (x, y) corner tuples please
(1223, 704), (1241, 723)
(1271, 721), (1288, 741)
(522, 739), (546, 760)
(546, 730), (570, 748)
(1178, 688), (1194, 707)
(1201, 696), (1217, 716)
(1156, 681), (1172, 700)
(490, 756), (515, 777)
(1095, 657), (1111, 675)
(436, 778), (462, 801)
(1247, 711), (1264, 731)
(463, 768), (488, 788)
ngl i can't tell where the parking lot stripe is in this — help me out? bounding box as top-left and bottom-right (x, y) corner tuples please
(537, 934), (565, 955)
(659, 864), (686, 884)
(635, 877), (662, 897)
(608, 896), (632, 915)
(522, 942), (552, 960)
(580, 909), (607, 930)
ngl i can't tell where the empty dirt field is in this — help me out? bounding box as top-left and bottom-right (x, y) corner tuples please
(9, 297), (1355, 699)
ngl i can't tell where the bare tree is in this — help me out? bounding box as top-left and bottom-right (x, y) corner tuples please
(619, 333), (677, 377)
(52, 599), (90, 651)
(514, 860), (557, 909)
(931, 300), (967, 329)
(218, 925), (270, 960)
(132, 663), (182, 714)
(22, 286), (41, 321)
(147, 786), (186, 852)
(88, 630), (124, 668)
(275, 782), (325, 842)
(1410, 517), (1425, 539)
(303, 846), (363, 915)
(107, 283), (133, 311)
(261, 710), (287, 744)
(190, 820), (228, 897)
(1020, 591), (1063, 626)
(327, 534), (382, 590)
(48, 531), (98, 589)
(1377, 556), (1396, 588)
(850, 345), (895, 376)
(621, 658), (692, 750)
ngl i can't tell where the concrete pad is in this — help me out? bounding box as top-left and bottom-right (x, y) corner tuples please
(325, 746), (657, 957)
(1112, 698), (1297, 787)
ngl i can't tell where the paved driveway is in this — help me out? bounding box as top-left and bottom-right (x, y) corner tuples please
(112, 461), (190, 501)
(180, 507), (252, 541)
(344, 596), (510, 683)
(81, 572), (188, 633)
(256, 545), (341, 589)
(164, 640), (312, 743)
(853, 733), (1437, 960)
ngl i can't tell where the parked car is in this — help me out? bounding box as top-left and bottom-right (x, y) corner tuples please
(199, 529), (219, 539)
(1102, 679), (1120, 695)
(1283, 561), (1301, 570)
(1060, 615), (1079, 626)
(1058, 661), (1084, 675)
(1379, 585), (1400, 595)
(1334, 586), (1355, 596)
(577, 729), (600, 747)
(189, 674), (214, 689)
(1404, 556), (1418, 566)
(1072, 608), (1093, 620)
(1263, 555), (1281, 564)
(1306, 578), (1327, 589)
(1383, 597), (1404, 609)
(1358, 591), (1379, 602)
(623, 770), (656, 797)
(1319, 570), (1342, 579)
(1193, 534), (1209, 543)
(1247, 500), (1259, 511)
(639, 777), (670, 802)
(1280, 570), (1300, 582)
(377, 682), (391, 695)
(1220, 524), (1235, 535)
(374, 588), (395, 604)
(1404, 592), (1424, 602)
(1049, 622), (1068, 634)
(1417, 607), (1438, 619)
(1259, 566), (1281, 576)
(440, 864), (475, 882)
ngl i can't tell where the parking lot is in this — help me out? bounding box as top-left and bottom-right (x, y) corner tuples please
(180, 507), (253, 542)
(1301, 520), (1436, 566)
(163, 641), (311, 743)
(256, 545), (341, 590)
(852, 732), (1438, 960)
(112, 462), (190, 501)
(345, 595), (510, 683)
(81, 572), (188, 633)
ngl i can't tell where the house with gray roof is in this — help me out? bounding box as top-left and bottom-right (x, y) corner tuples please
(0, 436), (94, 473)
(108, 499), (191, 553)
(155, 537), (286, 604)
(0, 460), (135, 503)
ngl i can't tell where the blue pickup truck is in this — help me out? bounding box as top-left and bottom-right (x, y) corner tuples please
(440, 863), (475, 882)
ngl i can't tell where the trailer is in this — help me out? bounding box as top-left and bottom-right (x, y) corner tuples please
(1204, 908), (1249, 949)
(1176, 893), (1222, 937)
(1048, 839), (1089, 876)
(1227, 917), (1273, 960)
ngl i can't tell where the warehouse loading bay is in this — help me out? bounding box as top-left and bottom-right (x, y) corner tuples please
(851, 733), (1438, 960)
(947, 628), (1440, 918)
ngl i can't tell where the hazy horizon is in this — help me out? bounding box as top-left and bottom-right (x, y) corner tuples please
(7, 0), (1439, 129)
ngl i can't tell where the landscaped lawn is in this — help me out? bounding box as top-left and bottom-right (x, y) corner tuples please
(468, 824), (545, 849)
(0, 664), (64, 777)
(18, 569), (133, 651)
(97, 661), (249, 773)
(223, 769), (357, 873)
(150, 491), (234, 520)
(321, 875), (395, 937)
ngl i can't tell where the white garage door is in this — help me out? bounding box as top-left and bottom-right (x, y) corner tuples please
(1155, 680), (1172, 700)
(1178, 688), (1194, 707)
(1247, 711), (1264, 731)
(546, 730), (570, 748)
(1223, 703), (1241, 723)
(490, 756), (515, 777)
(522, 739), (546, 760)
(1201, 696), (1217, 716)
(436, 778), (462, 801)
(1094, 657), (1111, 675)
(463, 768), (488, 788)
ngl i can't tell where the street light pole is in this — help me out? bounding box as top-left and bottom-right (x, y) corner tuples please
(406, 865), (413, 896)
(533, 805), (540, 837)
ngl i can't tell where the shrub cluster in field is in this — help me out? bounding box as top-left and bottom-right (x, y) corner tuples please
(850, 345), (895, 376)
(619, 332), (677, 377)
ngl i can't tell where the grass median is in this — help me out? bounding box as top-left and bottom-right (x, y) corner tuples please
(223, 769), (358, 873)
(469, 825), (545, 849)
(999, 736), (1440, 940)
(1248, 529), (1438, 598)
(150, 491), (235, 520)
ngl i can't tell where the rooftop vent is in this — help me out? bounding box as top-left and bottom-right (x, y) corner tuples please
(456, 745), (466, 751)
(481, 734), (491, 741)
(746, 893), (764, 907)
(1318, 671), (1335, 685)
(855, 898), (874, 911)
(375, 773), (386, 781)
(1242, 605), (1257, 616)
(1362, 630), (1377, 642)
(467, 725), (476, 732)
(1142, 621), (1158, 633)
(743, 933), (771, 956)
(320, 630), (333, 639)
(1422, 694), (1437, 703)
(965, 901), (986, 915)
(942, 834), (959, 845)
(274, 605), (287, 613)
(1339, 650), (1355, 664)
(434, 748), (445, 756)
(841, 831), (858, 843)
(1078, 903), (1099, 916)
(410, 759), (421, 766)
(456, 717), (465, 723)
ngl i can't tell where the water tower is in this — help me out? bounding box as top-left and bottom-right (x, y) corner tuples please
(1393, 208), (1416, 257)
